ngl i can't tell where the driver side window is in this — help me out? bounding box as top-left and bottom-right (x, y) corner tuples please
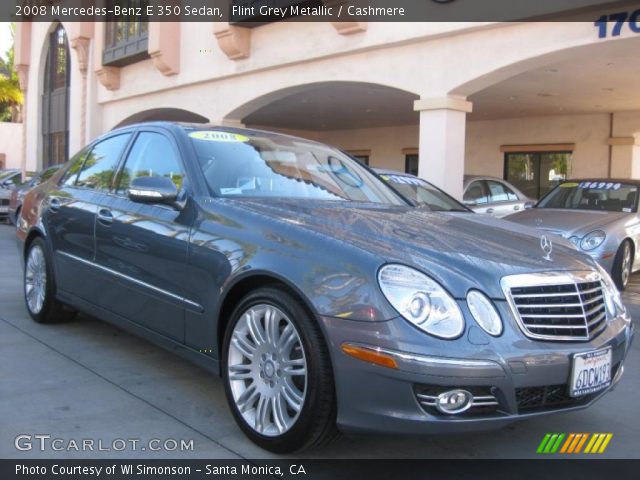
(116, 132), (184, 196)
(464, 181), (488, 205)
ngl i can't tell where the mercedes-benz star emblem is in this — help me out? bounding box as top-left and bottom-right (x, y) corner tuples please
(540, 235), (553, 262)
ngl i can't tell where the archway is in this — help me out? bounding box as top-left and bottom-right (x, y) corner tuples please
(114, 108), (209, 128)
(226, 82), (420, 172)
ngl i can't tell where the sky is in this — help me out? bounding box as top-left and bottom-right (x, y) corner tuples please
(0, 22), (13, 61)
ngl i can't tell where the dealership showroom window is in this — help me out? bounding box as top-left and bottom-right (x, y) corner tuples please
(0, 0), (638, 479)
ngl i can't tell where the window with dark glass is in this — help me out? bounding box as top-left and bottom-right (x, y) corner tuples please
(42, 24), (69, 169)
(487, 180), (518, 203)
(103, 0), (150, 67)
(116, 132), (184, 195)
(405, 154), (418, 176)
(75, 134), (132, 190)
(463, 180), (489, 205)
(505, 151), (571, 199)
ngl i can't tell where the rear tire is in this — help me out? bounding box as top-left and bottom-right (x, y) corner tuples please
(222, 286), (338, 453)
(612, 240), (633, 291)
(24, 237), (76, 323)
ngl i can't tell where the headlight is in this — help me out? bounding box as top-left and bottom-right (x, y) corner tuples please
(595, 263), (626, 317)
(467, 290), (503, 336)
(378, 264), (464, 339)
(580, 230), (606, 251)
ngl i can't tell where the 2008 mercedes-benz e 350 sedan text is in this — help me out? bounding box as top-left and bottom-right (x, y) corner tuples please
(17, 123), (634, 453)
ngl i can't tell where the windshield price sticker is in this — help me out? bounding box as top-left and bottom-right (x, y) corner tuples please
(385, 175), (427, 186)
(578, 181), (621, 190)
(189, 131), (249, 143)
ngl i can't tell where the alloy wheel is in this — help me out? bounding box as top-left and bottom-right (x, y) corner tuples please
(622, 242), (632, 287)
(25, 245), (47, 314)
(227, 304), (307, 437)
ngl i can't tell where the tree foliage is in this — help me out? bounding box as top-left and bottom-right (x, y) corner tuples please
(0, 23), (24, 122)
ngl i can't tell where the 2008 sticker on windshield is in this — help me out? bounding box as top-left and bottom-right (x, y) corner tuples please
(189, 131), (249, 143)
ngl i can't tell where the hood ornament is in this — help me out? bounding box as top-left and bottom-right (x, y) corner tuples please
(540, 235), (553, 262)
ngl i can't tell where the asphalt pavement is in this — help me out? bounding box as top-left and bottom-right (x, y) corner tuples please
(0, 224), (637, 459)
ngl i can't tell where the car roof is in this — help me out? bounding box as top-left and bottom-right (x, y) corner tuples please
(113, 121), (329, 147)
(373, 168), (413, 176)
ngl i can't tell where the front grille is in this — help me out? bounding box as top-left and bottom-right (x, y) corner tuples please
(503, 272), (608, 341)
(0, 199), (9, 206)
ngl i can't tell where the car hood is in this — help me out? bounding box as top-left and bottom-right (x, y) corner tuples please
(226, 199), (595, 299)
(506, 208), (628, 237)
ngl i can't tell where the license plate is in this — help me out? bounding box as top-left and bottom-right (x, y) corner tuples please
(570, 347), (612, 397)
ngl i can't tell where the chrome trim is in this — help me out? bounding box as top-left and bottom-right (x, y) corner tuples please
(57, 251), (204, 313)
(342, 343), (499, 368)
(501, 270), (607, 342)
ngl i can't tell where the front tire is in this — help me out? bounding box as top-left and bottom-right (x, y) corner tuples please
(24, 237), (76, 323)
(222, 287), (337, 453)
(612, 240), (633, 291)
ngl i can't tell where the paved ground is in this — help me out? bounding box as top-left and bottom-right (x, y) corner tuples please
(0, 224), (638, 459)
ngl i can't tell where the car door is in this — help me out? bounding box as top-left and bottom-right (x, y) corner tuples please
(486, 180), (526, 217)
(44, 133), (132, 301)
(93, 130), (191, 341)
(463, 180), (493, 214)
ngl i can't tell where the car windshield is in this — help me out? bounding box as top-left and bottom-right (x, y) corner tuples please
(379, 173), (469, 212)
(538, 181), (639, 213)
(189, 129), (405, 205)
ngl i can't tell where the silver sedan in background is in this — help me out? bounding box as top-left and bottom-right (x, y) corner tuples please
(463, 175), (534, 217)
(507, 179), (640, 290)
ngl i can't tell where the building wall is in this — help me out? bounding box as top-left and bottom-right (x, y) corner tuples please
(257, 110), (640, 182)
(0, 122), (24, 169)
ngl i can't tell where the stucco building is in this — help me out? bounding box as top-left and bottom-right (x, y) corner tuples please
(5, 8), (640, 199)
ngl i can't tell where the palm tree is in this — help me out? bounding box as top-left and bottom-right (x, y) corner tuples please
(0, 23), (23, 122)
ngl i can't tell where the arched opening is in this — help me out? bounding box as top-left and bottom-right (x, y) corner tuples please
(41, 23), (70, 168)
(446, 36), (640, 198)
(114, 108), (209, 128)
(227, 82), (420, 173)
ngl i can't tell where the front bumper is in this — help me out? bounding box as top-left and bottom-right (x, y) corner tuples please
(320, 304), (634, 435)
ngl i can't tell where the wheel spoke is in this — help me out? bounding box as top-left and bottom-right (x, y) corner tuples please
(228, 363), (253, 381)
(282, 358), (306, 377)
(231, 331), (256, 360)
(277, 324), (297, 354)
(254, 395), (270, 433)
(246, 310), (267, 346)
(236, 383), (259, 413)
(282, 378), (304, 412)
(263, 306), (280, 345)
(272, 394), (288, 434)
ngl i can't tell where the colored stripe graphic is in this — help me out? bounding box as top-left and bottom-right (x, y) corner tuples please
(538, 433), (613, 454)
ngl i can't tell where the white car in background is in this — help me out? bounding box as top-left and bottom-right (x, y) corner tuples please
(463, 175), (534, 217)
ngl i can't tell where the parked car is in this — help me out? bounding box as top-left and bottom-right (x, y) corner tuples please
(463, 175), (533, 217)
(18, 123), (633, 453)
(375, 169), (471, 212)
(507, 179), (640, 290)
(0, 168), (22, 189)
(9, 165), (62, 225)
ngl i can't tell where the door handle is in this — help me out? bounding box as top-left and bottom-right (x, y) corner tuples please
(48, 197), (61, 213)
(97, 208), (113, 226)
(486, 208), (495, 214)
(514, 205), (521, 211)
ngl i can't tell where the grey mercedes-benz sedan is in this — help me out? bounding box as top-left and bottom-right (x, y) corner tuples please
(17, 123), (633, 453)
(507, 180), (640, 291)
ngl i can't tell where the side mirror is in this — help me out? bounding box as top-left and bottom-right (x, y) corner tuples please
(524, 201), (535, 209)
(128, 176), (179, 206)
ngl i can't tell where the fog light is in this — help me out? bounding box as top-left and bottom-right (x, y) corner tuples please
(435, 389), (473, 414)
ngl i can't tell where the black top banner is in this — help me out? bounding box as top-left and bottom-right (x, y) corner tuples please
(3, 0), (640, 23)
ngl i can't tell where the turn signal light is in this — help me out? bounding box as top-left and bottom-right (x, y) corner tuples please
(341, 344), (398, 369)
